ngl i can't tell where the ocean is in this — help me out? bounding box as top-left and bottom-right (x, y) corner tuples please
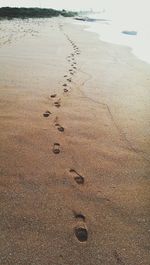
(74, 11), (150, 64)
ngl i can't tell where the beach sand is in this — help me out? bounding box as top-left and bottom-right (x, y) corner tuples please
(0, 17), (150, 265)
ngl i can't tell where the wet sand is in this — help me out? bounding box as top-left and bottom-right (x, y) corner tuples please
(0, 17), (150, 265)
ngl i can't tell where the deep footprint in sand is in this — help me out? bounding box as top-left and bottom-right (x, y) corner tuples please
(53, 143), (60, 154)
(54, 101), (61, 108)
(64, 88), (68, 93)
(74, 212), (85, 222)
(70, 169), (84, 184)
(55, 123), (64, 132)
(70, 69), (74, 72)
(74, 226), (88, 242)
(63, 84), (67, 87)
(43, 111), (51, 117)
(51, 94), (57, 98)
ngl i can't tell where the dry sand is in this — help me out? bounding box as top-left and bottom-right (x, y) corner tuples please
(0, 17), (150, 265)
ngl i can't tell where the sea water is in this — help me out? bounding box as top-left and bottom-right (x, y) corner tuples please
(74, 10), (150, 64)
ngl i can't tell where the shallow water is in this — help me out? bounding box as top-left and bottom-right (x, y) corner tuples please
(74, 12), (150, 64)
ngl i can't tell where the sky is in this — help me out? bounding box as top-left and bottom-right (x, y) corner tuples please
(0, 0), (149, 23)
(0, 0), (149, 11)
(0, 0), (106, 10)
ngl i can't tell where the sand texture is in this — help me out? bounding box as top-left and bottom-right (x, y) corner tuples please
(0, 17), (150, 265)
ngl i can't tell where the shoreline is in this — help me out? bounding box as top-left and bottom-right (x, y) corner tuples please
(74, 18), (150, 65)
(0, 17), (150, 265)
(68, 19), (150, 158)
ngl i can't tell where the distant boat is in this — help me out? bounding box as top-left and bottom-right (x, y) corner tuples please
(122, 30), (137, 36)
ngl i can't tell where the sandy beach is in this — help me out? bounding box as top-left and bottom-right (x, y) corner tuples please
(0, 17), (150, 264)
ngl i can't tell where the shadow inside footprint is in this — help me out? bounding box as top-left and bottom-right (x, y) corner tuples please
(74, 213), (85, 222)
(74, 176), (84, 184)
(43, 111), (51, 117)
(51, 94), (57, 98)
(70, 169), (84, 184)
(58, 127), (64, 132)
(74, 227), (88, 242)
(54, 102), (61, 108)
(64, 88), (68, 93)
(55, 123), (64, 132)
(53, 143), (60, 154)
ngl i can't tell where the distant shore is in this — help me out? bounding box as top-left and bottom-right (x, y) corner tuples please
(0, 7), (77, 19)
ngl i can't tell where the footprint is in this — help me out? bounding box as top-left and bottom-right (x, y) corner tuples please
(54, 101), (61, 108)
(43, 111), (51, 117)
(74, 226), (88, 242)
(55, 123), (65, 132)
(67, 78), (71, 82)
(64, 88), (68, 93)
(69, 169), (84, 184)
(51, 94), (57, 98)
(53, 143), (60, 154)
(63, 84), (67, 87)
(74, 212), (85, 222)
(64, 75), (67, 77)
